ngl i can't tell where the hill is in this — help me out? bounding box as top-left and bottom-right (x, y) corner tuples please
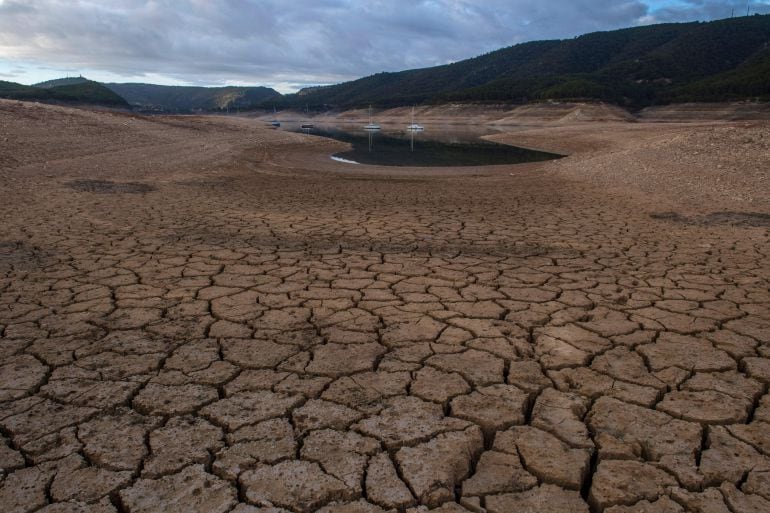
(273, 14), (770, 109)
(34, 77), (90, 88)
(105, 83), (281, 112)
(0, 81), (45, 101)
(0, 78), (129, 107)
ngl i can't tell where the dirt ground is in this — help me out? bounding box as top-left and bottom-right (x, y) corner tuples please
(0, 99), (769, 513)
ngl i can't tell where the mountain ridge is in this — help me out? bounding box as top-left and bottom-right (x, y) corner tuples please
(275, 14), (770, 110)
(104, 83), (281, 113)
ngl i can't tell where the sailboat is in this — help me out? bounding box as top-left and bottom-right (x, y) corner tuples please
(301, 104), (314, 129)
(407, 106), (424, 131)
(364, 105), (380, 130)
(270, 106), (280, 127)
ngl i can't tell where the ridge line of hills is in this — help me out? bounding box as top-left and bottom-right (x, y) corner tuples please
(284, 14), (770, 110)
(1, 14), (769, 112)
(103, 83), (281, 113)
(0, 78), (281, 113)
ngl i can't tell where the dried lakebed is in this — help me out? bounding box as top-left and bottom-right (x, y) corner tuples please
(0, 101), (769, 513)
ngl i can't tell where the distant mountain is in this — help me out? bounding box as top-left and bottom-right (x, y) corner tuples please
(0, 78), (129, 107)
(3, 78), (279, 112)
(105, 83), (281, 112)
(273, 14), (770, 109)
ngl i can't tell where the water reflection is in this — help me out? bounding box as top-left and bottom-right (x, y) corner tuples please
(287, 124), (562, 167)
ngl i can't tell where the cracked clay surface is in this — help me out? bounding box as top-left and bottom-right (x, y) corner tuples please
(1, 100), (769, 513)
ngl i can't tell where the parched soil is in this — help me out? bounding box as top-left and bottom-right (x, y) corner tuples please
(0, 99), (769, 513)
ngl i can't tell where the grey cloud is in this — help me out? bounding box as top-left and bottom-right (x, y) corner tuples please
(644, 0), (770, 22)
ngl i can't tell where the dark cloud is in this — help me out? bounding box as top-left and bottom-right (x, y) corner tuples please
(643, 0), (770, 22)
(0, 1), (766, 90)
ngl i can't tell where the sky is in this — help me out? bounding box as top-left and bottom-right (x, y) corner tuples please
(0, 0), (769, 93)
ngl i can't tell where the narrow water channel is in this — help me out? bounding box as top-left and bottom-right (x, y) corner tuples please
(286, 125), (563, 167)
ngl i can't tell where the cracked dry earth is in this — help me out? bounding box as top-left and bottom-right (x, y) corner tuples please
(1, 100), (770, 513)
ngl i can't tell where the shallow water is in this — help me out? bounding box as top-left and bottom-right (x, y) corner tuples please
(285, 124), (563, 167)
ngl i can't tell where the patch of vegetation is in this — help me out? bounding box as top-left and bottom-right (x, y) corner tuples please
(667, 48), (770, 102)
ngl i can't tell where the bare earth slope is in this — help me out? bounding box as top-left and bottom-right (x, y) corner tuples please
(490, 121), (770, 211)
(1, 99), (769, 513)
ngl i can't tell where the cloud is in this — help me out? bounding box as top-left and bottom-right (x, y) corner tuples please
(0, 1), (765, 90)
(643, 0), (770, 23)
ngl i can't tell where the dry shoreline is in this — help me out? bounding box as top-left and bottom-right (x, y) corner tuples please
(265, 100), (770, 125)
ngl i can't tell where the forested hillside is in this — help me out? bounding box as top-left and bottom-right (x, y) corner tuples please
(273, 14), (770, 109)
(0, 78), (129, 107)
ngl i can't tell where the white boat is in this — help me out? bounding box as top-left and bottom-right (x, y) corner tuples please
(406, 106), (424, 131)
(270, 106), (280, 127)
(364, 105), (380, 130)
(301, 105), (314, 129)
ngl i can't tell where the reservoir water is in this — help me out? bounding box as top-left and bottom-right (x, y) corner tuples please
(285, 124), (563, 167)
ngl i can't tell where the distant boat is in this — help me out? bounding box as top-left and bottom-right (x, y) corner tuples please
(270, 106), (280, 127)
(301, 104), (314, 129)
(364, 105), (380, 130)
(407, 106), (424, 131)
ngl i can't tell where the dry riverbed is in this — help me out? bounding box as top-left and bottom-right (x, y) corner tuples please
(1, 99), (769, 513)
